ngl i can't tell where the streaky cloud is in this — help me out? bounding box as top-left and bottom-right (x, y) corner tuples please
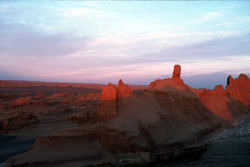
(138, 33), (250, 64)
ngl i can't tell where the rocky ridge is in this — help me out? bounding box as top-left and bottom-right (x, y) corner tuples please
(3, 65), (250, 167)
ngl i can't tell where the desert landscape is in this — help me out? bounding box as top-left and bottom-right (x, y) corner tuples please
(0, 65), (249, 167)
(1, 1), (250, 167)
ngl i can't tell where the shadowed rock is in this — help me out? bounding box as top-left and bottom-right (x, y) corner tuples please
(1, 111), (38, 131)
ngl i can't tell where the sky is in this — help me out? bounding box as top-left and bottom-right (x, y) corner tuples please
(0, 1), (250, 89)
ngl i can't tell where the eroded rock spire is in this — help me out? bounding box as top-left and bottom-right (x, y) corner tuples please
(172, 64), (181, 79)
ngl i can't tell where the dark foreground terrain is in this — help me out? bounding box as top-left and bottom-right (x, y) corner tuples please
(0, 135), (35, 164)
(154, 116), (250, 167)
(1, 117), (250, 167)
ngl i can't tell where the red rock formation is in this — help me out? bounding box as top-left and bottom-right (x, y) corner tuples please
(117, 79), (133, 98)
(149, 64), (185, 90)
(51, 92), (74, 98)
(35, 92), (45, 98)
(192, 74), (250, 120)
(96, 83), (117, 121)
(148, 65), (250, 121)
(148, 78), (185, 90)
(199, 85), (233, 120)
(226, 74), (250, 105)
(172, 64), (181, 79)
(0, 80), (10, 87)
(10, 97), (31, 108)
(97, 80), (133, 121)
(100, 83), (117, 101)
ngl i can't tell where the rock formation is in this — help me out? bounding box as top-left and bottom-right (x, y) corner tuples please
(226, 74), (250, 105)
(4, 65), (250, 167)
(192, 74), (250, 120)
(96, 80), (133, 121)
(9, 97), (31, 108)
(198, 85), (234, 120)
(100, 83), (117, 101)
(96, 83), (117, 121)
(117, 79), (133, 98)
(0, 80), (10, 87)
(149, 64), (185, 90)
(172, 64), (181, 79)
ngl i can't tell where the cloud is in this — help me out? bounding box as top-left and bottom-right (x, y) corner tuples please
(194, 11), (226, 23)
(0, 8), (249, 86)
(0, 22), (93, 81)
(3, 29), (248, 83)
(136, 33), (250, 64)
(244, 57), (250, 61)
(0, 23), (90, 59)
(62, 8), (103, 17)
(203, 12), (225, 20)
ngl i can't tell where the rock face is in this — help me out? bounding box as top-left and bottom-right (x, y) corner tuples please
(192, 74), (250, 120)
(198, 85), (234, 120)
(172, 64), (181, 79)
(226, 74), (250, 105)
(97, 80), (133, 121)
(96, 83), (117, 121)
(117, 79), (133, 98)
(100, 83), (117, 101)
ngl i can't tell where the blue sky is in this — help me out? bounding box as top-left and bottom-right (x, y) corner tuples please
(0, 1), (250, 88)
